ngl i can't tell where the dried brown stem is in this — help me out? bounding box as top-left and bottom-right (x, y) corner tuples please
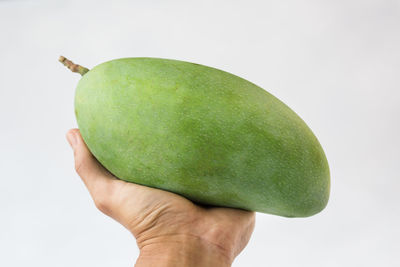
(59, 56), (89, 76)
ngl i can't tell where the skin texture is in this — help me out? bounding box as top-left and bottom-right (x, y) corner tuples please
(66, 129), (255, 267)
(75, 57), (330, 217)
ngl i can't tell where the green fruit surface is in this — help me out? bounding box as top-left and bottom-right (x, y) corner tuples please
(74, 58), (330, 217)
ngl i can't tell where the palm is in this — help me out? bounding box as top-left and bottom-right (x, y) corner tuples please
(101, 177), (254, 257)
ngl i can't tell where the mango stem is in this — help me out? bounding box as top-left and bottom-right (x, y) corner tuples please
(59, 56), (89, 76)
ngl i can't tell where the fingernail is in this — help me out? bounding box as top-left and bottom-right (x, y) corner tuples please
(66, 131), (77, 149)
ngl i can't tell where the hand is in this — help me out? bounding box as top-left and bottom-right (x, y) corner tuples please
(66, 129), (255, 267)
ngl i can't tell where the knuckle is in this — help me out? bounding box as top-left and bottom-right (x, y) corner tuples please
(92, 182), (119, 215)
(74, 155), (88, 176)
(93, 194), (111, 214)
(73, 150), (83, 174)
(74, 160), (84, 174)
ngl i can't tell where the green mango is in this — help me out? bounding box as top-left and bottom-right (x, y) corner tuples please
(65, 57), (330, 217)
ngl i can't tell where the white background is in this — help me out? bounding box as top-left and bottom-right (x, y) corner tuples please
(1, 0), (399, 266)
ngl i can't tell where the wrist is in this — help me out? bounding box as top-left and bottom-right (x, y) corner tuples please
(135, 234), (233, 267)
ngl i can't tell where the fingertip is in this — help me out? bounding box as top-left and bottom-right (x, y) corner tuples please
(66, 128), (79, 149)
(66, 128), (80, 137)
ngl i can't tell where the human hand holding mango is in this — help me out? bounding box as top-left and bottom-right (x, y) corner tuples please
(67, 129), (255, 267)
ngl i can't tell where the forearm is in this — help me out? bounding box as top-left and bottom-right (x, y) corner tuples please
(135, 236), (233, 267)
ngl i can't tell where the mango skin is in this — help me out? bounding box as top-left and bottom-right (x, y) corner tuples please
(74, 58), (330, 217)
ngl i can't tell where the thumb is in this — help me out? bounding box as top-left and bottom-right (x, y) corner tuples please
(66, 129), (116, 194)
